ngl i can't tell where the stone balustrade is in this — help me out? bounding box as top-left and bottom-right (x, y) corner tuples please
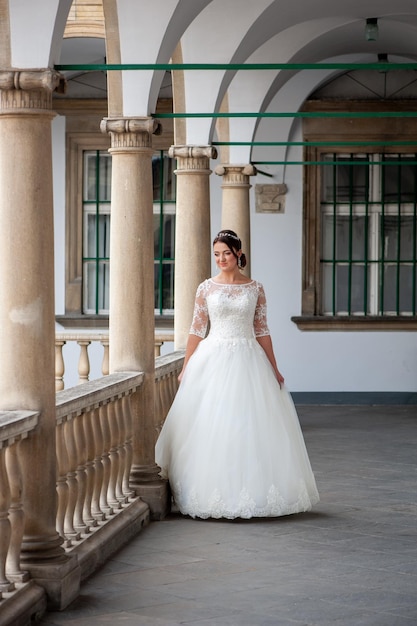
(55, 372), (143, 551)
(55, 331), (174, 391)
(0, 411), (39, 598)
(154, 351), (184, 435)
(0, 351), (184, 623)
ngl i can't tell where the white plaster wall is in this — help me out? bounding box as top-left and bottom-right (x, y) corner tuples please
(52, 115), (106, 388)
(51, 117), (417, 393)
(9, 0), (72, 67)
(208, 137), (417, 394)
(52, 114), (66, 316)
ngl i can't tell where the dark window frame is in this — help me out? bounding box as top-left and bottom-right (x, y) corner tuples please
(292, 100), (417, 331)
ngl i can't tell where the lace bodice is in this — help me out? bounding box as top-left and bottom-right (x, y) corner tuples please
(189, 278), (270, 340)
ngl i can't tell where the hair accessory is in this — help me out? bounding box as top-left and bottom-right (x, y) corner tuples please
(217, 231), (240, 243)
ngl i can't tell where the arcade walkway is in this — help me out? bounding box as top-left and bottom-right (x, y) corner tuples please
(40, 404), (417, 625)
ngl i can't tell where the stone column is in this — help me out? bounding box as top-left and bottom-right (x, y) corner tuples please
(168, 145), (218, 349)
(215, 164), (257, 277)
(101, 117), (167, 519)
(0, 69), (80, 608)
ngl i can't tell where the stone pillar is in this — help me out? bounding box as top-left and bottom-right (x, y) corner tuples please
(101, 117), (168, 519)
(0, 69), (80, 608)
(215, 164), (257, 277)
(168, 145), (218, 349)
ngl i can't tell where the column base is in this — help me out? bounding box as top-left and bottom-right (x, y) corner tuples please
(20, 554), (80, 610)
(132, 480), (171, 520)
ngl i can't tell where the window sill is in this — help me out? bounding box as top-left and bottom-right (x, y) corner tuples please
(291, 316), (417, 331)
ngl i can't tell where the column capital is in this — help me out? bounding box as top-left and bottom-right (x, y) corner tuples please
(100, 116), (162, 150)
(0, 69), (65, 113)
(214, 164), (257, 186)
(168, 145), (218, 172)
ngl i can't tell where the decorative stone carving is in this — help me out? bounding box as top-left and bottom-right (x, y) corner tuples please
(168, 145), (218, 171)
(100, 117), (162, 149)
(255, 183), (288, 213)
(215, 164), (256, 185)
(0, 69), (65, 113)
(0, 69), (63, 92)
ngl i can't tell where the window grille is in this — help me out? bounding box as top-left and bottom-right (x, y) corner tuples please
(82, 150), (111, 314)
(153, 151), (176, 315)
(320, 153), (417, 316)
(82, 150), (176, 315)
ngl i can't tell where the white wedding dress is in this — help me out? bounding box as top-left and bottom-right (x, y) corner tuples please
(155, 278), (319, 519)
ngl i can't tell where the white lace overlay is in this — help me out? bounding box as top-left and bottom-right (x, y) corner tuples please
(155, 277), (320, 520)
(189, 279), (270, 339)
(173, 482), (315, 520)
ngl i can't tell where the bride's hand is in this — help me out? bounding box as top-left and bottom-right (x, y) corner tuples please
(276, 369), (285, 387)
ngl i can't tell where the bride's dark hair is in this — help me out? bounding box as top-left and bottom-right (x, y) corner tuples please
(213, 229), (247, 269)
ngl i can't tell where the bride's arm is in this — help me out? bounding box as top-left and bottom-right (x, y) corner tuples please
(178, 334), (203, 382)
(178, 282), (209, 382)
(254, 283), (284, 386)
(256, 335), (285, 386)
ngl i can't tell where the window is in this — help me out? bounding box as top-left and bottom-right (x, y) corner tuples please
(82, 150), (111, 314)
(153, 151), (176, 314)
(320, 153), (417, 317)
(81, 149), (176, 316)
(293, 100), (417, 331)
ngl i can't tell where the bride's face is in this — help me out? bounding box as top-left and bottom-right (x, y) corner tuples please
(213, 242), (239, 271)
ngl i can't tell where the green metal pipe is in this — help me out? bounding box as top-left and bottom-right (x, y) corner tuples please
(213, 141), (417, 147)
(55, 62), (417, 72)
(252, 160), (417, 166)
(154, 111), (417, 118)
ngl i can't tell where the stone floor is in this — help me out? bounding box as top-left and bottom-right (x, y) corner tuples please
(39, 404), (417, 625)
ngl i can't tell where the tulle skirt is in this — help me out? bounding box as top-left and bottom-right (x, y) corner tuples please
(155, 336), (319, 519)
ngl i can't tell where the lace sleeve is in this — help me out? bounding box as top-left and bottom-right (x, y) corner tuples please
(189, 281), (209, 338)
(254, 283), (270, 337)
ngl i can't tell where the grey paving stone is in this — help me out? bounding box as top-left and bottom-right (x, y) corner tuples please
(39, 405), (417, 626)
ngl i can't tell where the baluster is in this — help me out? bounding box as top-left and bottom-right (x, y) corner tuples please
(116, 395), (132, 502)
(159, 375), (171, 431)
(63, 418), (81, 541)
(99, 403), (114, 515)
(5, 441), (29, 582)
(90, 406), (106, 521)
(55, 420), (71, 548)
(55, 340), (66, 391)
(77, 340), (91, 384)
(114, 397), (127, 504)
(107, 402), (121, 509)
(73, 412), (89, 533)
(82, 407), (98, 528)
(154, 377), (163, 434)
(122, 395), (135, 498)
(154, 341), (162, 357)
(101, 337), (109, 376)
(0, 445), (14, 592)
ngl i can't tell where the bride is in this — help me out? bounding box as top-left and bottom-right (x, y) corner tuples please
(155, 229), (319, 519)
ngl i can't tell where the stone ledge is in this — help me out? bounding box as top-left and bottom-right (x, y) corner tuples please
(67, 496), (150, 582)
(0, 580), (46, 626)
